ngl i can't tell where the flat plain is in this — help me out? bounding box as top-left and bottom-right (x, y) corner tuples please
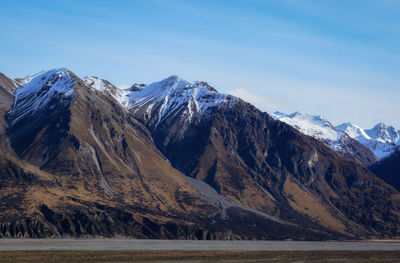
(0, 239), (399, 263)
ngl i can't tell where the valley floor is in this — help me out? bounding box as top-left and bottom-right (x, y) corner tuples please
(0, 250), (399, 263)
(0, 239), (400, 262)
(1, 239), (400, 251)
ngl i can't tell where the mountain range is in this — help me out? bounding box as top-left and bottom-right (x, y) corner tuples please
(271, 112), (399, 161)
(0, 68), (399, 240)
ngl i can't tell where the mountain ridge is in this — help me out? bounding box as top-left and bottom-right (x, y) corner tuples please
(123, 72), (400, 238)
(272, 111), (398, 161)
(1, 68), (399, 240)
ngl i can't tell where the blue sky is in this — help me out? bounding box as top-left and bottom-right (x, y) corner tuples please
(1, 0), (399, 127)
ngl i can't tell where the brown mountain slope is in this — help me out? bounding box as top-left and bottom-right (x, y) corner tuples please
(0, 73), (17, 152)
(2, 69), (214, 238)
(1, 69), (334, 240)
(129, 80), (400, 239)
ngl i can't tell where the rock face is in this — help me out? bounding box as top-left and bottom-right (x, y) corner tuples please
(369, 149), (400, 192)
(0, 70), (399, 240)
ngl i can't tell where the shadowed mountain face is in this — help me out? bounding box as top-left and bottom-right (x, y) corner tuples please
(129, 77), (400, 239)
(0, 70), (399, 240)
(370, 150), (400, 191)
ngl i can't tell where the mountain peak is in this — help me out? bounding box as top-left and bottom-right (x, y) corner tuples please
(18, 68), (74, 94)
(158, 75), (184, 89)
(165, 74), (180, 81)
(8, 68), (76, 126)
(17, 68), (70, 85)
(373, 122), (387, 130)
(126, 76), (235, 126)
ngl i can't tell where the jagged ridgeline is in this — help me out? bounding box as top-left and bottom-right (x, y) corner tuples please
(0, 69), (399, 239)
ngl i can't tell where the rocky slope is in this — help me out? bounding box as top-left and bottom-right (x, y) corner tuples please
(0, 70), (399, 240)
(0, 69), (331, 240)
(2, 69), (213, 237)
(127, 76), (400, 239)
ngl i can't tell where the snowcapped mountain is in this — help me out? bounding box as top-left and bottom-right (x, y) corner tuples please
(12, 70), (237, 130)
(14, 69), (395, 163)
(2, 68), (400, 239)
(272, 111), (399, 161)
(8, 68), (76, 126)
(83, 75), (237, 128)
(337, 122), (399, 159)
(126, 75), (237, 128)
(270, 112), (341, 148)
(81, 74), (399, 160)
(270, 112), (377, 165)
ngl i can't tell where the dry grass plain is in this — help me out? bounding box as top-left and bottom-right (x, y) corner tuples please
(0, 250), (399, 263)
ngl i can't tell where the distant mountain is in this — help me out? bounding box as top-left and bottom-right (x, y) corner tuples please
(337, 122), (399, 159)
(271, 111), (399, 161)
(270, 112), (377, 166)
(0, 69), (399, 240)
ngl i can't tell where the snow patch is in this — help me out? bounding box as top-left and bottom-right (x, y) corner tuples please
(83, 76), (129, 106)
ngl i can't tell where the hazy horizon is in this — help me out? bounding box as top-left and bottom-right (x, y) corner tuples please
(1, 0), (399, 128)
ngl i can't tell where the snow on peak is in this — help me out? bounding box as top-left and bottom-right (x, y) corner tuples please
(336, 121), (399, 159)
(9, 68), (76, 125)
(272, 110), (399, 159)
(83, 76), (107, 92)
(365, 122), (399, 144)
(336, 122), (371, 140)
(339, 122), (399, 159)
(17, 68), (69, 86)
(271, 111), (340, 143)
(83, 76), (129, 107)
(126, 75), (236, 125)
(80, 74), (235, 126)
